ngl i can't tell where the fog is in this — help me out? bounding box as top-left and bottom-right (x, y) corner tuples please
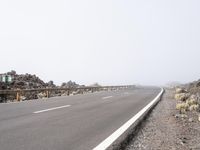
(0, 0), (200, 86)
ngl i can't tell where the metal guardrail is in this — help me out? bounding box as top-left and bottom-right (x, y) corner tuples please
(0, 85), (135, 102)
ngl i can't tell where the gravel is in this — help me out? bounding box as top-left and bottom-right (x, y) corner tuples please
(125, 89), (200, 150)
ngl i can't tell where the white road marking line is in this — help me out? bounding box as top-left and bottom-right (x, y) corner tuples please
(93, 88), (164, 150)
(124, 92), (129, 95)
(102, 96), (113, 99)
(33, 105), (71, 114)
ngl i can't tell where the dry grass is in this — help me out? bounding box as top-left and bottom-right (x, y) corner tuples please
(186, 98), (198, 106)
(174, 93), (189, 101)
(176, 103), (189, 114)
(189, 104), (199, 111)
(175, 88), (186, 94)
(174, 87), (200, 114)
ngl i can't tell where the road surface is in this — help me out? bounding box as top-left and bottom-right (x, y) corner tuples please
(0, 87), (161, 150)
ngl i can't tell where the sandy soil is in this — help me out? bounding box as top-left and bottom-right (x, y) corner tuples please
(125, 89), (200, 150)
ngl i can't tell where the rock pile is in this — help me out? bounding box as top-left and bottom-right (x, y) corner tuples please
(60, 80), (81, 88)
(60, 81), (85, 96)
(0, 71), (87, 102)
(0, 71), (56, 101)
(185, 79), (200, 94)
(1, 70), (56, 90)
(89, 82), (101, 87)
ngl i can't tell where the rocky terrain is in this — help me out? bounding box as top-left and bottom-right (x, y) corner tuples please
(0, 70), (55, 90)
(125, 89), (200, 150)
(0, 70), (103, 103)
(0, 70), (86, 90)
(0, 71), (83, 102)
(61, 80), (84, 88)
(125, 79), (200, 150)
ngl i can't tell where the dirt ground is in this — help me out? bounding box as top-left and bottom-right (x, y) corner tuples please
(125, 89), (200, 150)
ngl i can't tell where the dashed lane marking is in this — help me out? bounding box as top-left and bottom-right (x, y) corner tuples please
(34, 105), (71, 114)
(102, 96), (113, 100)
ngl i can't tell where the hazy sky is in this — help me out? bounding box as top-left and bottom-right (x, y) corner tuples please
(0, 0), (200, 86)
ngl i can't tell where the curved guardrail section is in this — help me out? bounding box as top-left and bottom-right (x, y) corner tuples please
(0, 85), (135, 102)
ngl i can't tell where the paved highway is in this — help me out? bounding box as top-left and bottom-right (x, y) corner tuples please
(0, 87), (161, 150)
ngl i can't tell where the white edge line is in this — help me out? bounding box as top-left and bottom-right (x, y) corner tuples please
(33, 105), (71, 114)
(102, 96), (113, 99)
(93, 88), (164, 150)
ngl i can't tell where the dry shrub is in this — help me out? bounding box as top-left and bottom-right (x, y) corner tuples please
(186, 98), (198, 106)
(175, 88), (186, 94)
(174, 93), (189, 101)
(176, 103), (189, 114)
(189, 104), (199, 111)
(186, 95), (200, 112)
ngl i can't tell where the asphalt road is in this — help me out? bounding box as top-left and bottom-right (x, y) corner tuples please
(0, 87), (161, 150)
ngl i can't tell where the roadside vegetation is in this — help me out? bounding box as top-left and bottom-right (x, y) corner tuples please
(175, 85), (200, 122)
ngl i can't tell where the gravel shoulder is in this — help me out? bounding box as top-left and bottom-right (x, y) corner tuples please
(125, 89), (200, 150)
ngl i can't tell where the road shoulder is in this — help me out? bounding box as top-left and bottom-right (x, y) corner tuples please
(125, 89), (200, 150)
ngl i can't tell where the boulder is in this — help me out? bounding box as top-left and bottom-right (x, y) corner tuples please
(37, 92), (46, 99)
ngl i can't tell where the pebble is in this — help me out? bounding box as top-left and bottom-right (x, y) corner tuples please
(175, 114), (188, 119)
(189, 118), (193, 122)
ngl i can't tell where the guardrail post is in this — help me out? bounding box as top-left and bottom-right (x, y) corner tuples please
(16, 92), (20, 101)
(46, 90), (49, 98)
(0, 94), (7, 103)
(67, 90), (70, 96)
